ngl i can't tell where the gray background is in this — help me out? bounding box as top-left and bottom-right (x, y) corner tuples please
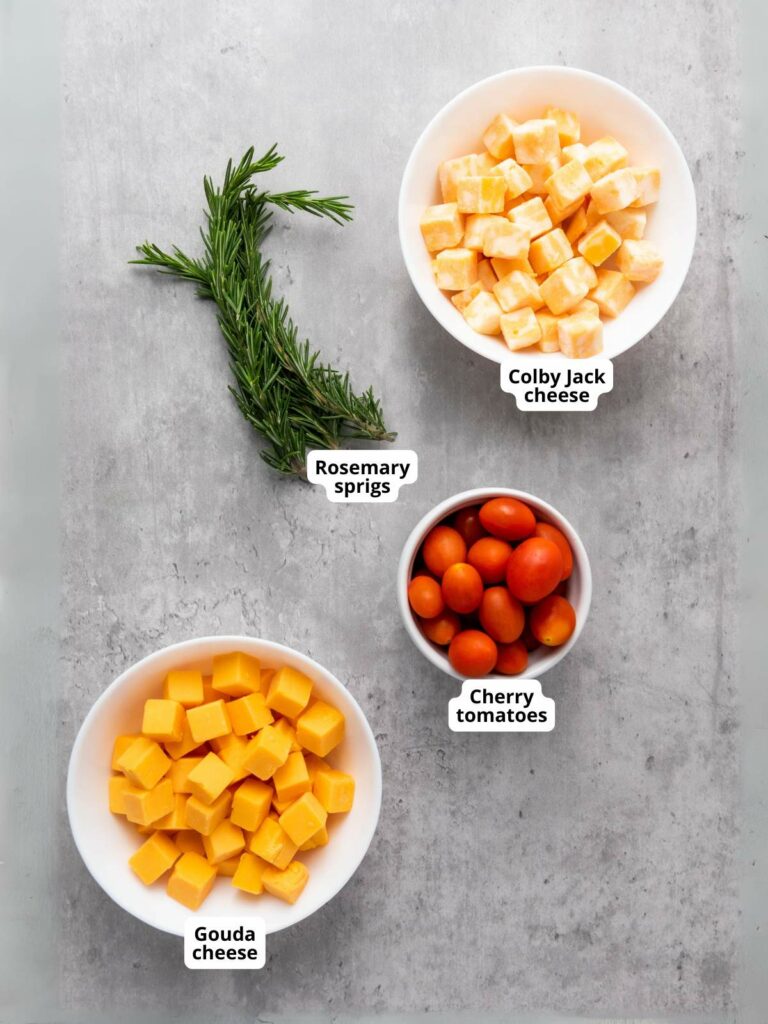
(3, 0), (760, 1021)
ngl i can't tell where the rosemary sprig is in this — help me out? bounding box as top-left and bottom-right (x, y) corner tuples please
(131, 145), (394, 476)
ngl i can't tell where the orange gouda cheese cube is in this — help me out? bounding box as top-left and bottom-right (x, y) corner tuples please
(616, 240), (663, 282)
(266, 666), (313, 719)
(111, 734), (140, 771)
(511, 119), (560, 165)
(535, 311), (561, 353)
(303, 754), (330, 783)
(216, 856), (240, 878)
(488, 158), (532, 199)
(209, 732), (250, 781)
(142, 699), (185, 744)
(228, 692), (274, 736)
(232, 852), (268, 894)
(272, 795), (293, 815)
(590, 168), (639, 214)
(482, 112), (518, 160)
(578, 220), (622, 266)
(169, 756), (203, 794)
(439, 154), (482, 203)
(493, 271), (543, 313)
(273, 751), (312, 804)
(629, 166), (661, 207)
(185, 788), (232, 836)
(212, 651), (261, 698)
(162, 669), (204, 708)
(456, 176), (506, 214)
(463, 214), (506, 251)
(123, 778), (175, 827)
(463, 291), (502, 335)
(117, 736), (170, 790)
(590, 268), (636, 317)
(435, 248), (478, 291)
(300, 825), (330, 851)
(313, 767), (355, 814)
(529, 229), (573, 275)
(186, 752), (234, 805)
(153, 794), (189, 830)
(583, 136), (628, 181)
(557, 311), (603, 358)
(507, 197), (552, 240)
(129, 832), (180, 885)
(477, 259), (497, 292)
(167, 851), (217, 910)
(262, 861), (309, 905)
(244, 725), (292, 780)
(544, 107), (580, 147)
(295, 701), (345, 757)
(163, 716), (201, 760)
(451, 282), (483, 314)
(231, 778), (273, 831)
(545, 160), (592, 212)
(419, 203), (465, 252)
(108, 775), (130, 814)
(175, 830), (206, 856)
(482, 221), (528, 260)
(500, 308), (542, 350)
(202, 819), (245, 865)
(605, 207), (646, 240)
(249, 816), (298, 869)
(272, 717), (301, 752)
(187, 699), (232, 744)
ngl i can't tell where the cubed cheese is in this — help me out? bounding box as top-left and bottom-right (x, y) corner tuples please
(117, 736), (170, 790)
(419, 203), (465, 252)
(265, 665), (313, 719)
(456, 176), (506, 214)
(562, 142), (590, 163)
(605, 207), (646, 240)
(564, 205), (588, 245)
(169, 756), (203, 793)
(544, 107), (580, 147)
(202, 819), (245, 866)
(232, 852), (267, 895)
(529, 229), (573, 275)
(231, 777), (274, 831)
(629, 166), (661, 207)
(142, 699), (185, 744)
(590, 268), (636, 317)
(535, 311), (561, 353)
(491, 256), (533, 279)
(249, 815), (297, 869)
(439, 154), (482, 203)
(129, 832), (180, 885)
(262, 861), (310, 905)
(184, 788), (232, 836)
(463, 291), (502, 335)
(583, 136), (629, 181)
(313, 767), (355, 813)
(557, 311), (604, 358)
(167, 852), (217, 910)
(243, 724), (292, 780)
(187, 699), (232, 745)
(463, 214), (506, 251)
(482, 221), (529, 259)
(590, 168), (640, 214)
(539, 258), (593, 315)
(499, 307), (542, 350)
(123, 778), (175, 827)
(164, 717), (201, 760)
(435, 248), (478, 291)
(186, 752), (234, 805)
(153, 794), (188, 831)
(228, 692), (274, 735)
(512, 119), (560, 164)
(488, 158), (532, 199)
(521, 157), (560, 195)
(212, 651), (261, 697)
(482, 112), (518, 160)
(615, 239), (663, 282)
(163, 670), (204, 708)
(273, 751), (312, 804)
(493, 270), (543, 313)
(477, 258), (498, 292)
(545, 160), (593, 213)
(507, 197), (553, 240)
(108, 775), (130, 814)
(544, 195), (583, 227)
(278, 792), (328, 846)
(577, 220), (622, 266)
(295, 701), (345, 757)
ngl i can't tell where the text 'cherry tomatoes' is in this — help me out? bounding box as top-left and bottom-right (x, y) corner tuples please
(529, 595), (576, 647)
(495, 640), (529, 675)
(448, 630), (498, 677)
(420, 610), (461, 646)
(422, 525), (466, 578)
(478, 586), (525, 643)
(467, 537), (513, 584)
(506, 537), (564, 604)
(442, 562), (484, 614)
(407, 575), (444, 619)
(533, 522), (574, 581)
(479, 497), (536, 541)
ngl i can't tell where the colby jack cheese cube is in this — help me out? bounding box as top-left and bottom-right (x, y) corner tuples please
(482, 220), (529, 260)
(529, 229), (573, 275)
(456, 176), (507, 214)
(463, 214), (506, 251)
(616, 239), (664, 282)
(605, 207), (646, 240)
(488, 158), (532, 199)
(583, 136), (628, 181)
(539, 258), (595, 315)
(557, 311), (604, 358)
(590, 168), (640, 215)
(419, 203), (465, 252)
(463, 291), (502, 335)
(493, 271), (543, 313)
(544, 107), (580, 147)
(577, 220), (622, 266)
(511, 119), (560, 165)
(590, 268), (636, 317)
(451, 282), (483, 313)
(500, 307), (542, 350)
(435, 248), (478, 291)
(482, 112), (518, 160)
(507, 197), (552, 240)
(629, 167), (661, 207)
(545, 160), (593, 214)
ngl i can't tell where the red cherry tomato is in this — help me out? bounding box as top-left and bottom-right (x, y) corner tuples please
(506, 537), (564, 603)
(420, 610), (461, 646)
(452, 505), (486, 547)
(533, 522), (574, 581)
(478, 586), (525, 643)
(467, 537), (513, 584)
(529, 595), (576, 646)
(495, 640), (529, 675)
(479, 497), (536, 541)
(441, 562), (484, 614)
(519, 622), (541, 651)
(448, 630), (498, 677)
(421, 525), (467, 577)
(407, 575), (445, 619)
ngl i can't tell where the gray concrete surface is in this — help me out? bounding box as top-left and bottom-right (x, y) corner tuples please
(54, 0), (741, 1019)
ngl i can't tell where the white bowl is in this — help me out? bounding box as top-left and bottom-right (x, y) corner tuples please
(398, 488), (592, 679)
(67, 636), (382, 936)
(399, 66), (696, 363)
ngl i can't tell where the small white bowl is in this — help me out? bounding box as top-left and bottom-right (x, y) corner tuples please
(398, 488), (592, 679)
(67, 636), (382, 936)
(399, 65), (696, 363)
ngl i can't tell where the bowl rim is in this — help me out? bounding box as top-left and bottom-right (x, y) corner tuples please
(66, 634), (383, 936)
(397, 488), (593, 680)
(398, 64), (697, 364)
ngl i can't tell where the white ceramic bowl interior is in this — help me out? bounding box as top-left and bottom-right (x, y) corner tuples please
(399, 65), (696, 364)
(398, 488), (592, 680)
(67, 636), (382, 936)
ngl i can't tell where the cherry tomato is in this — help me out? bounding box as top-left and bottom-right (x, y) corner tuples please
(441, 562), (484, 614)
(519, 622), (541, 651)
(452, 505), (486, 547)
(420, 610), (461, 646)
(533, 522), (574, 581)
(506, 537), (564, 604)
(467, 537), (513, 584)
(529, 595), (576, 646)
(407, 575), (445, 619)
(478, 586), (525, 643)
(421, 525), (467, 577)
(479, 497), (536, 541)
(448, 630), (498, 677)
(496, 640), (529, 675)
